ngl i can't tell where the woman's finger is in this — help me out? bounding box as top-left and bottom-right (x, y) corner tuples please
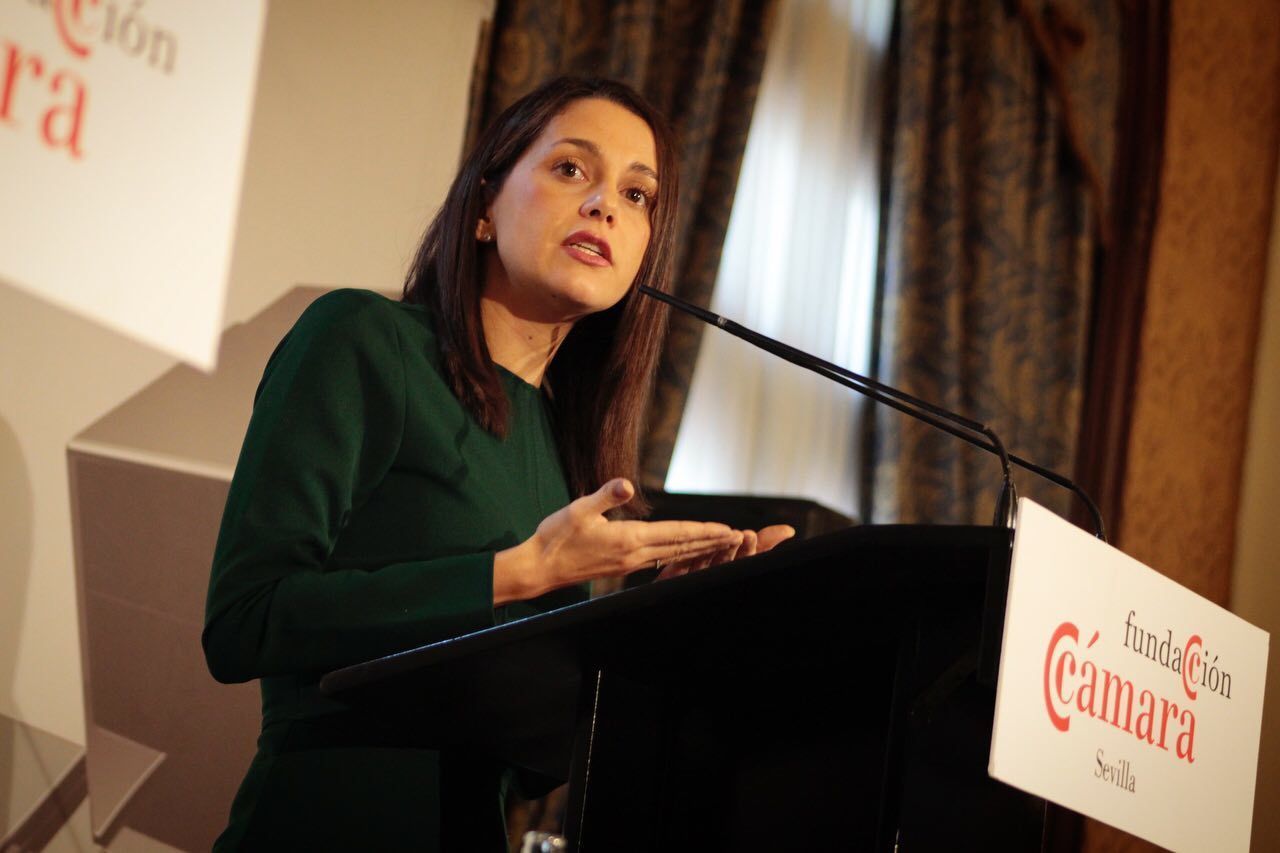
(708, 528), (751, 566)
(690, 551), (716, 572)
(708, 542), (738, 567)
(624, 518), (736, 546)
(756, 524), (796, 553)
(653, 548), (722, 580)
(655, 561), (688, 581)
(656, 526), (783, 581)
(573, 478), (635, 518)
(636, 535), (740, 571)
(660, 544), (739, 579)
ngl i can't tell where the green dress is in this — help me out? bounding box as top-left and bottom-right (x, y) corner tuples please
(203, 289), (585, 851)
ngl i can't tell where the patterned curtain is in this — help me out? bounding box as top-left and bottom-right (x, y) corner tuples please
(466, 0), (779, 489)
(864, 0), (1121, 525)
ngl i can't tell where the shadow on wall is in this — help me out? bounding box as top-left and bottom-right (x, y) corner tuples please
(0, 414), (35, 829)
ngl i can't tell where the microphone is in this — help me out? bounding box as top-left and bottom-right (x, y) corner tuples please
(639, 284), (1106, 541)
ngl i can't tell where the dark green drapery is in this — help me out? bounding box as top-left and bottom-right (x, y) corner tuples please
(466, 0), (778, 490)
(865, 0), (1121, 525)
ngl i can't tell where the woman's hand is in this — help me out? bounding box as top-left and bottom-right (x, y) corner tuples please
(493, 478), (745, 604)
(655, 523), (795, 580)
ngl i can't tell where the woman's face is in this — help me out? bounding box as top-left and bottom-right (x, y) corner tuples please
(480, 97), (659, 322)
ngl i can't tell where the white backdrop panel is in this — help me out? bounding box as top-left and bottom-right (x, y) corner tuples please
(1, 0), (266, 369)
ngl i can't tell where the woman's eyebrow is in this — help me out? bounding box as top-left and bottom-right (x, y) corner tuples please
(552, 137), (658, 182)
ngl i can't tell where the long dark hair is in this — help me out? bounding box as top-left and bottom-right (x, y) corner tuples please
(402, 77), (679, 515)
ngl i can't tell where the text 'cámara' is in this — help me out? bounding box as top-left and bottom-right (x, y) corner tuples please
(1043, 621), (1198, 764)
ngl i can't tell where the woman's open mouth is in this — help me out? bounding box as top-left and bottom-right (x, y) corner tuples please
(562, 231), (612, 266)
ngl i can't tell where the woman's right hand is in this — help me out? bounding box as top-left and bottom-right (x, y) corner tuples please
(492, 478), (744, 605)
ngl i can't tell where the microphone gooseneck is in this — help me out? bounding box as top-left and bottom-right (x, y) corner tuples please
(640, 284), (1105, 541)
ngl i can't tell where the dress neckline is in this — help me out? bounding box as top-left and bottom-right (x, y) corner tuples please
(494, 362), (544, 395)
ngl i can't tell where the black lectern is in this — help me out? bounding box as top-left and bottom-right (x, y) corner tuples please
(320, 525), (1045, 851)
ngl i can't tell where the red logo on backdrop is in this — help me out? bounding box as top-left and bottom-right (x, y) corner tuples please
(4, 0), (179, 159)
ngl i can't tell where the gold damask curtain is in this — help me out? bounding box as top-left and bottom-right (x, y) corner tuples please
(466, 0), (778, 488)
(865, 0), (1122, 525)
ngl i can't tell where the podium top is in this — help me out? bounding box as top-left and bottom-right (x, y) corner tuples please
(323, 524), (1003, 689)
(318, 524), (1010, 779)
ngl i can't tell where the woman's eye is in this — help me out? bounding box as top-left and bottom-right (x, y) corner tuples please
(625, 188), (652, 207)
(555, 161), (582, 178)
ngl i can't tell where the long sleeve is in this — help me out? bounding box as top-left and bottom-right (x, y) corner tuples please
(202, 292), (496, 684)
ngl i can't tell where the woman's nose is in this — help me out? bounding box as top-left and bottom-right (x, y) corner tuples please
(581, 192), (615, 224)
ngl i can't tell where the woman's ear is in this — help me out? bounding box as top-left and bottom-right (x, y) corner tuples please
(476, 178), (498, 242)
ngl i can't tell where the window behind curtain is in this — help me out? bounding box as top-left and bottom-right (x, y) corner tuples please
(664, 0), (893, 518)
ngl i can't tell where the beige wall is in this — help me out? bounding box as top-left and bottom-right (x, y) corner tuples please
(0, 0), (490, 745)
(1082, 2), (1280, 850)
(1232, 154), (1280, 852)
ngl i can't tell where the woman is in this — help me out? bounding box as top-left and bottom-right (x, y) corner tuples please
(203, 77), (792, 851)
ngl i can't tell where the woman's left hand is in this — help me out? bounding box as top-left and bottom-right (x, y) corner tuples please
(655, 524), (795, 580)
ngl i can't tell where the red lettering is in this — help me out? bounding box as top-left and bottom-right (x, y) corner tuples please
(1077, 660), (1097, 715)
(1043, 621), (1077, 732)
(1182, 634), (1202, 701)
(1176, 707), (1196, 763)
(53, 0), (102, 60)
(1043, 619), (1198, 765)
(1100, 670), (1135, 733)
(1134, 689), (1156, 743)
(1, 42), (45, 125)
(41, 70), (87, 157)
(1157, 698), (1179, 750)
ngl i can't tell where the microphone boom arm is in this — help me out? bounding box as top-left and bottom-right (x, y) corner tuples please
(640, 285), (1106, 541)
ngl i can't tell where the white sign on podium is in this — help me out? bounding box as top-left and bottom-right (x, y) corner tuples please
(990, 499), (1269, 852)
(0, 0), (266, 370)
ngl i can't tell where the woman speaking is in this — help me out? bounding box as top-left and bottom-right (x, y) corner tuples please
(202, 76), (792, 850)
